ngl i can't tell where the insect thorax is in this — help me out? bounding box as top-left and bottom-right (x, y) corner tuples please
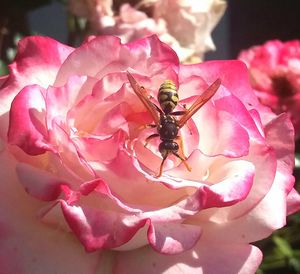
(158, 115), (179, 140)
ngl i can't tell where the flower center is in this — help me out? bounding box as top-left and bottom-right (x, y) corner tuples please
(271, 75), (296, 98)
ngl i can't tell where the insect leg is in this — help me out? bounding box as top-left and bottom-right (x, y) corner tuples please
(172, 151), (192, 172)
(170, 110), (187, 116)
(150, 101), (164, 115)
(156, 153), (169, 178)
(144, 133), (159, 147)
(176, 135), (187, 159)
(135, 123), (156, 132)
(146, 124), (157, 128)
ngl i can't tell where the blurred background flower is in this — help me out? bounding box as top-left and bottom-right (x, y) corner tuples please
(67, 0), (226, 62)
(238, 40), (300, 139)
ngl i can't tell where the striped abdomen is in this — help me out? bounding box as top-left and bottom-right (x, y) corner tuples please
(157, 80), (179, 114)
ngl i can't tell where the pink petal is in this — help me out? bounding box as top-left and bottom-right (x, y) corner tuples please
(0, 147), (101, 274)
(7, 85), (53, 155)
(177, 79), (257, 158)
(179, 60), (259, 106)
(198, 114), (296, 244)
(16, 162), (68, 201)
(0, 36), (73, 140)
(45, 75), (88, 129)
(50, 123), (96, 180)
(264, 113), (300, 215)
(94, 102), (130, 135)
(159, 150), (255, 209)
(55, 35), (179, 86)
(68, 75), (129, 135)
(58, 180), (205, 254)
(286, 188), (300, 215)
(55, 35), (122, 85)
(113, 242), (262, 274)
(196, 100), (250, 157)
(99, 149), (188, 207)
(214, 91), (265, 142)
(264, 113), (295, 173)
(205, 160), (255, 208)
(12, 36), (73, 79)
(60, 200), (147, 251)
(74, 130), (126, 162)
(61, 189), (204, 254)
(0, 74), (8, 88)
(91, 72), (128, 100)
(124, 35), (179, 75)
(208, 142), (277, 221)
(148, 222), (202, 254)
(199, 169), (295, 245)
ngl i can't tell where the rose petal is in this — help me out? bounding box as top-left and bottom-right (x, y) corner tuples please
(201, 143), (276, 222)
(179, 60), (259, 106)
(148, 222), (202, 254)
(16, 162), (68, 201)
(45, 75), (88, 130)
(286, 188), (300, 215)
(0, 36), (73, 140)
(7, 85), (53, 155)
(73, 130), (126, 162)
(55, 35), (122, 85)
(0, 147), (101, 274)
(55, 35), (179, 87)
(51, 123), (97, 180)
(264, 113), (295, 172)
(98, 149), (188, 207)
(199, 168), (295, 245)
(55, 180), (206, 253)
(195, 98), (250, 157)
(197, 113), (297, 243)
(61, 200), (147, 252)
(113, 242), (262, 274)
(160, 150), (255, 209)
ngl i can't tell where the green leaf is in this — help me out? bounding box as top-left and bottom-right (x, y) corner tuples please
(296, 153), (300, 168)
(289, 257), (300, 273)
(0, 60), (9, 76)
(6, 48), (17, 62)
(13, 33), (23, 46)
(273, 235), (293, 258)
(256, 268), (264, 274)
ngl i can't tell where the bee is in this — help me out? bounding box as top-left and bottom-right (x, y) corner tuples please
(127, 71), (221, 177)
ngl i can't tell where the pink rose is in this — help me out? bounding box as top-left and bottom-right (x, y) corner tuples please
(68, 0), (113, 32)
(99, 3), (175, 48)
(68, 0), (226, 62)
(0, 35), (300, 274)
(238, 39), (300, 138)
(153, 0), (227, 61)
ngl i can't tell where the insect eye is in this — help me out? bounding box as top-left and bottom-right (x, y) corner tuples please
(173, 142), (179, 150)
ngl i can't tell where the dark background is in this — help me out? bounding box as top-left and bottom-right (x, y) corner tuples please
(208, 1), (300, 59)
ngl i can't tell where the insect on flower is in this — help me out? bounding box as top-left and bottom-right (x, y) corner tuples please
(127, 71), (221, 177)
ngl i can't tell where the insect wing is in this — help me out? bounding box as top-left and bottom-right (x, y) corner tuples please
(178, 78), (221, 128)
(127, 71), (160, 125)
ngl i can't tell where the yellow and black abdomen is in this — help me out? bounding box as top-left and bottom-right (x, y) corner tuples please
(158, 80), (179, 114)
